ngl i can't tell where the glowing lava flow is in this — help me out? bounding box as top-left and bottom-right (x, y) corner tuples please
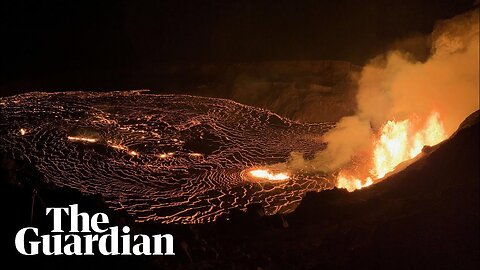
(249, 169), (290, 181)
(337, 112), (447, 192)
(67, 136), (98, 143)
(0, 91), (332, 223)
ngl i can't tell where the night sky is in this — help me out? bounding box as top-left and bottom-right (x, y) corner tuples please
(0, 0), (476, 96)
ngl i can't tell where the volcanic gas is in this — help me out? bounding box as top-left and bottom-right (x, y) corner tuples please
(337, 111), (447, 191)
(333, 10), (478, 191)
(286, 9), (479, 191)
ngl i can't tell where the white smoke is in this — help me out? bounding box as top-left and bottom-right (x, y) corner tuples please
(287, 9), (479, 172)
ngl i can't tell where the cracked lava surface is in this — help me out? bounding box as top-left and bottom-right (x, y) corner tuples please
(0, 91), (334, 223)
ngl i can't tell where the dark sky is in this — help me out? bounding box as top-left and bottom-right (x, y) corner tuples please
(0, 0), (476, 95)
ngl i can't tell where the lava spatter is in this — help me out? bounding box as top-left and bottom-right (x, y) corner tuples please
(0, 91), (333, 223)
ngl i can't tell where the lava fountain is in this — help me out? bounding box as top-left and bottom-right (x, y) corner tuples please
(337, 111), (447, 191)
(329, 9), (479, 191)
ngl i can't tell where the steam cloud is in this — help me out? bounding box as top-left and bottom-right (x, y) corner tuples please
(287, 9), (479, 173)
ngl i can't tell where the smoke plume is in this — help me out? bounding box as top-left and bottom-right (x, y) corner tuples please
(288, 9), (479, 173)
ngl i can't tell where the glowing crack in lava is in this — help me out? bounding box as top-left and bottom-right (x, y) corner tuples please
(67, 136), (98, 143)
(0, 91), (334, 224)
(249, 169), (290, 181)
(337, 112), (447, 192)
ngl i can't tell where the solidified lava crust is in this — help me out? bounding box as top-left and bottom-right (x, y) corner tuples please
(0, 91), (334, 223)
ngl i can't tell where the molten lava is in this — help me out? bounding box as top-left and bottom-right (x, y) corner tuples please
(337, 112), (447, 191)
(249, 169), (290, 181)
(67, 136), (98, 143)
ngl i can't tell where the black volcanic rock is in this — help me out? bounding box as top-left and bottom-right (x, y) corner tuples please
(102, 61), (359, 123)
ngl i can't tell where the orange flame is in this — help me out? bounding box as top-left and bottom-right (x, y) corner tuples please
(337, 112), (446, 191)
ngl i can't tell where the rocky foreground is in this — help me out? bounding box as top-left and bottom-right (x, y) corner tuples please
(1, 111), (478, 269)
